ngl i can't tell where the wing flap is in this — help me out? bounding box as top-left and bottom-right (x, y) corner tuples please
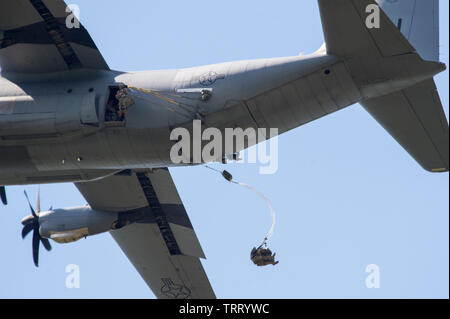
(112, 223), (215, 299)
(75, 168), (214, 298)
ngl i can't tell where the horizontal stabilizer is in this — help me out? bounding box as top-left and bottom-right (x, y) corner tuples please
(361, 79), (449, 172)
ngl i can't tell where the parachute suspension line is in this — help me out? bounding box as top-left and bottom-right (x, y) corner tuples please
(204, 164), (222, 174)
(231, 180), (276, 246)
(128, 90), (192, 120)
(204, 165), (276, 247)
(126, 86), (201, 118)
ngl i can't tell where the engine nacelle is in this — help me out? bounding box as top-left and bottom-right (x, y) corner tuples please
(38, 206), (118, 244)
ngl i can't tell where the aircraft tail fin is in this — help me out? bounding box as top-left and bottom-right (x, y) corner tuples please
(317, 0), (415, 58)
(318, 0), (448, 172)
(378, 0), (440, 62)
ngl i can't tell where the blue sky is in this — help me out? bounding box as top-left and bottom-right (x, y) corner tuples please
(0, 0), (448, 298)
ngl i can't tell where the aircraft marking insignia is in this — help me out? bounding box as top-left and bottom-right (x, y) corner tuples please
(199, 71), (225, 86)
(160, 278), (191, 299)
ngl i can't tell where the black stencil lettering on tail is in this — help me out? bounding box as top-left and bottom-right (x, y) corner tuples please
(397, 18), (403, 31)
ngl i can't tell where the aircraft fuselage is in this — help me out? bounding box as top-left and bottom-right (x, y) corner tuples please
(0, 49), (442, 186)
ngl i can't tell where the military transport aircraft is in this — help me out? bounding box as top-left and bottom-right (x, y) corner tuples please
(0, 0), (448, 298)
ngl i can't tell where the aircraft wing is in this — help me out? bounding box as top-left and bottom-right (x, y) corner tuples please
(75, 168), (215, 299)
(0, 0), (109, 73)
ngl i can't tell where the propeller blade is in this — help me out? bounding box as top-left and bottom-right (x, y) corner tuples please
(40, 238), (52, 252)
(32, 227), (40, 267)
(22, 223), (34, 239)
(36, 187), (40, 214)
(23, 190), (37, 217)
(0, 186), (7, 205)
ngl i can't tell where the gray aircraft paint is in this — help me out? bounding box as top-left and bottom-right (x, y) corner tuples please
(0, 50), (446, 186)
(0, 52), (341, 184)
(1, 0), (448, 299)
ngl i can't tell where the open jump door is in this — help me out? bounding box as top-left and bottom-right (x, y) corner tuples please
(104, 85), (135, 127)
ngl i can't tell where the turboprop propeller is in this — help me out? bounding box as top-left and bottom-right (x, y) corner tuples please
(21, 189), (52, 267)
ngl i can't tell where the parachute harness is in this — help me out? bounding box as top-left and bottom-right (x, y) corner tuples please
(205, 165), (278, 266)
